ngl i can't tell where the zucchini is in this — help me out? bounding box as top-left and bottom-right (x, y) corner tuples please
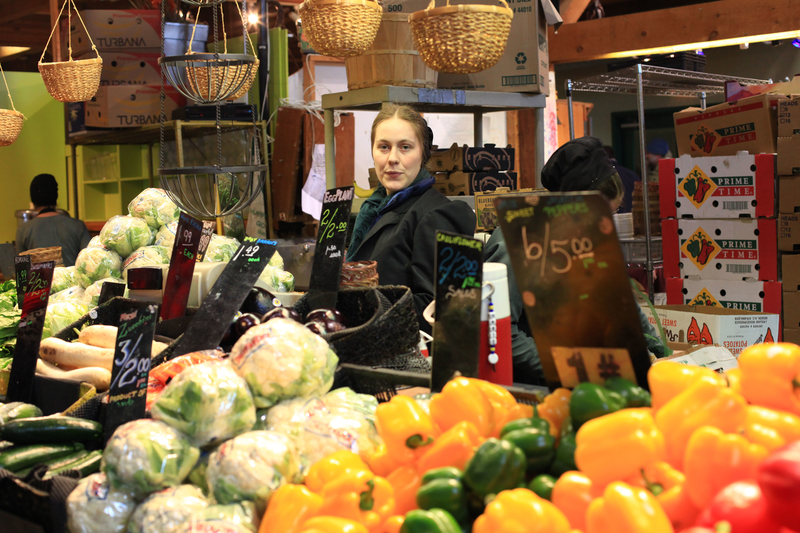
(0, 402), (43, 425)
(0, 443), (84, 472)
(45, 450), (102, 479)
(0, 416), (102, 444)
(15, 449), (91, 478)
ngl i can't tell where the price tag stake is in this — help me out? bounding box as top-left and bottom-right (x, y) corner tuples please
(161, 212), (204, 321)
(195, 220), (216, 262)
(552, 347), (637, 388)
(14, 255), (31, 309)
(98, 282), (126, 306)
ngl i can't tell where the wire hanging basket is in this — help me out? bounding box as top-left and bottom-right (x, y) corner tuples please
(0, 63), (24, 147)
(298, 0), (382, 57)
(38, 0), (102, 102)
(408, 0), (512, 74)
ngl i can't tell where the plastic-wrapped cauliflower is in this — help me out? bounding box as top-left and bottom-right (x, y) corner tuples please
(155, 221), (178, 248)
(268, 251), (284, 270)
(205, 431), (299, 508)
(258, 266), (295, 293)
(52, 266), (80, 293)
(229, 318), (338, 408)
(122, 246), (171, 274)
(126, 485), (208, 533)
(263, 389), (377, 428)
(203, 234), (240, 263)
(88, 235), (107, 249)
(128, 188), (180, 229)
(83, 277), (128, 308)
(75, 246), (123, 288)
(323, 388), (379, 421)
(66, 472), (136, 533)
(195, 502), (258, 533)
(152, 361), (256, 448)
(102, 419), (200, 499)
(50, 285), (86, 305)
(178, 521), (252, 533)
(100, 215), (153, 258)
(42, 301), (89, 339)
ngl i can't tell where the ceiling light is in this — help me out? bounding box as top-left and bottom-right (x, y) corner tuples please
(248, 12), (259, 25)
(740, 42), (750, 49)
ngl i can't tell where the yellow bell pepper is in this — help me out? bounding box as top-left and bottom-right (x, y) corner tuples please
(466, 378), (517, 437)
(259, 484), (324, 533)
(743, 422), (786, 451)
(363, 444), (403, 478)
(585, 482), (673, 533)
(507, 402), (534, 422)
(430, 377), (495, 438)
(575, 409), (665, 488)
(473, 488), (572, 533)
(299, 517), (369, 533)
(739, 343), (800, 415)
(624, 462), (684, 497)
(654, 379), (747, 468)
(318, 470), (396, 532)
(385, 465), (421, 515)
(551, 471), (601, 531)
(741, 405), (800, 451)
(375, 516), (404, 533)
(657, 483), (700, 532)
(375, 395), (437, 464)
(683, 426), (768, 509)
(648, 361), (726, 413)
(538, 388), (571, 437)
(416, 420), (481, 474)
(306, 451), (372, 493)
(725, 368), (742, 394)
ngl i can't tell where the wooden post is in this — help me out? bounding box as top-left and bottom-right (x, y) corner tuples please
(49, 0), (61, 62)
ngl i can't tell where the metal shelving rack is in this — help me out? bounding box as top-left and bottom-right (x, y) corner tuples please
(566, 64), (772, 300)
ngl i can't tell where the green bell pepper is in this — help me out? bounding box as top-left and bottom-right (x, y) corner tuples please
(400, 509), (461, 533)
(416, 478), (469, 524)
(500, 428), (555, 476)
(569, 383), (626, 429)
(560, 416), (574, 439)
(421, 467), (462, 484)
(603, 377), (651, 408)
(499, 404), (551, 438)
(463, 438), (527, 501)
(548, 432), (577, 477)
(528, 474), (557, 501)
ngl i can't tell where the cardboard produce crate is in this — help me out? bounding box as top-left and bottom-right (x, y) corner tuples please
(778, 96), (800, 176)
(84, 85), (186, 129)
(67, 9), (161, 56)
(659, 153), (775, 219)
(432, 171), (469, 196)
(783, 253), (800, 291)
(474, 187), (542, 231)
(779, 213), (800, 252)
(780, 175), (800, 214)
(666, 277), (781, 315)
(427, 143), (515, 173)
(662, 218), (778, 282)
(88, 51), (161, 86)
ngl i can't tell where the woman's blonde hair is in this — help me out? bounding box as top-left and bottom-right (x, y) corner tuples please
(370, 103), (432, 164)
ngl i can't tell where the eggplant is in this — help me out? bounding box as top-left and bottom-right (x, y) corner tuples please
(262, 307), (301, 323)
(240, 287), (277, 316)
(306, 308), (347, 327)
(235, 313), (261, 336)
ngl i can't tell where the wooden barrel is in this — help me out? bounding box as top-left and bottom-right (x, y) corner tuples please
(632, 182), (661, 236)
(345, 13), (437, 90)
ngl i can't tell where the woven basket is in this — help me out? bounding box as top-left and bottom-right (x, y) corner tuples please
(0, 62), (24, 146)
(340, 261), (379, 288)
(298, 0), (383, 57)
(20, 246), (64, 267)
(408, 0), (513, 74)
(38, 0), (102, 103)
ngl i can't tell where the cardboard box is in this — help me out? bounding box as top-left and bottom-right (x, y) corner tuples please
(659, 153), (775, 219)
(463, 171), (517, 194)
(86, 51), (162, 86)
(778, 136), (800, 176)
(433, 172), (469, 196)
(427, 143), (515, 173)
(474, 187), (542, 231)
(642, 304), (780, 356)
(673, 94), (780, 157)
(657, 344), (738, 372)
(436, 0), (560, 94)
(785, 291), (800, 329)
(84, 85), (186, 128)
(666, 277), (782, 314)
(780, 175), (800, 213)
(778, 96), (800, 137)
(777, 96), (800, 176)
(779, 213), (800, 252)
(68, 10), (162, 56)
(784, 328), (800, 344)
(783, 254), (800, 291)
(663, 218), (778, 281)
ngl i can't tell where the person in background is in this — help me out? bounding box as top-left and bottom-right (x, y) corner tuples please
(645, 138), (672, 183)
(346, 104), (476, 333)
(484, 136), (665, 385)
(16, 174), (90, 267)
(603, 145), (640, 214)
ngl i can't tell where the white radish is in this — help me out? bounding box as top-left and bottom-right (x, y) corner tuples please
(39, 337), (114, 370)
(36, 359), (112, 391)
(79, 324), (169, 356)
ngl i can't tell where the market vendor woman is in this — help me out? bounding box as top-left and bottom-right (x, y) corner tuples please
(346, 104), (476, 332)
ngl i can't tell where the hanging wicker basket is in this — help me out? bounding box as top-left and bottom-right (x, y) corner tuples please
(408, 0), (513, 74)
(298, 0), (382, 58)
(38, 0), (102, 103)
(0, 62), (24, 147)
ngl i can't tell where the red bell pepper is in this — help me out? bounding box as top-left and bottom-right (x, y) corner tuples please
(695, 481), (782, 533)
(759, 441), (800, 532)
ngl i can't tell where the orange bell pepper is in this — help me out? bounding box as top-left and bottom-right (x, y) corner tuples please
(473, 488), (572, 533)
(385, 465), (421, 515)
(654, 379), (748, 468)
(725, 368), (742, 394)
(416, 420), (481, 474)
(363, 444), (403, 478)
(551, 471), (601, 531)
(575, 409), (665, 488)
(306, 451), (372, 493)
(741, 405), (800, 451)
(624, 462), (684, 496)
(260, 484), (324, 533)
(538, 389), (571, 437)
(648, 361), (726, 412)
(375, 516), (403, 533)
(507, 403), (534, 423)
(299, 517), (369, 533)
(585, 482), (673, 533)
(657, 483), (701, 532)
(318, 470), (396, 532)
(466, 378), (517, 437)
(430, 377), (495, 438)
(683, 425), (769, 509)
(375, 395), (437, 464)
(739, 342), (800, 416)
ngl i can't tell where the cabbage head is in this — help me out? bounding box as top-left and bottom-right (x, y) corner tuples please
(128, 188), (180, 229)
(100, 215), (153, 258)
(75, 246), (123, 288)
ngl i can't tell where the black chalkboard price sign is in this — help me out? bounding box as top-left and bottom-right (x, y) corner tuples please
(7, 261), (55, 403)
(0, 243), (17, 283)
(103, 304), (158, 442)
(170, 237), (278, 357)
(307, 186), (355, 311)
(430, 231), (484, 392)
(98, 282), (126, 306)
(495, 192), (650, 389)
(14, 255), (31, 309)
(161, 212), (203, 321)
(195, 220), (216, 262)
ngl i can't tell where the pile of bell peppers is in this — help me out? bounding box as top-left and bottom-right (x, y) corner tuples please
(259, 343), (800, 533)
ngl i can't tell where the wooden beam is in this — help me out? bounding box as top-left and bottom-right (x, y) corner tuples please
(49, 0), (60, 63)
(549, 0), (800, 64)
(558, 0), (593, 24)
(0, 0), (49, 26)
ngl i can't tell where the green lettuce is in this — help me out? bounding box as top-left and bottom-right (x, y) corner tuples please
(75, 246), (123, 288)
(100, 215), (153, 258)
(128, 188), (180, 229)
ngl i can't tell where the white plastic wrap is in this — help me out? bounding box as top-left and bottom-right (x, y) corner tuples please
(128, 188), (180, 229)
(100, 215), (153, 258)
(66, 473), (136, 533)
(75, 246), (123, 288)
(126, 485), (208, 533)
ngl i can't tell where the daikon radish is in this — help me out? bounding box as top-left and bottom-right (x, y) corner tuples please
(79, 324), (170, 356)
(36, 359), (112, 391)
(39, 337), (114, 371)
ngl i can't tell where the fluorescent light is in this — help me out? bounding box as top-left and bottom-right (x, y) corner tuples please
(0, 47), (30, 59)
(248, 12), (259, 25)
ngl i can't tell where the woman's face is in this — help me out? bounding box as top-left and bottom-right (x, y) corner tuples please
(373, 117), (423, 195)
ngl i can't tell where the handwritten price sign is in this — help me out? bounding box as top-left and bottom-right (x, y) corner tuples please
(551, 347), (637, 388)
(308, 186), (355, 310)
(161, 212), (203, 321)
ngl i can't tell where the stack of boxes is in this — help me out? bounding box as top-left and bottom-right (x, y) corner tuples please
(427, 143), (517, 197)
(777, 97), (800, 343)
